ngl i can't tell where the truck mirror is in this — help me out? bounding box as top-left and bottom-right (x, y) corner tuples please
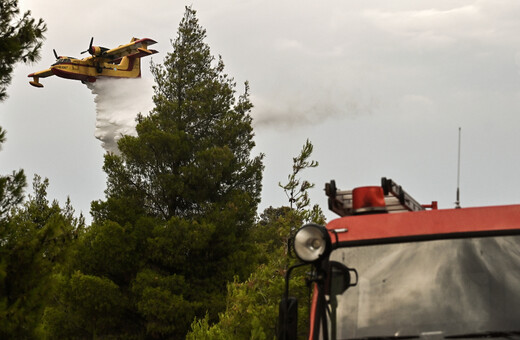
(278, 296), (298, 340)
(326, 261), (358, 296)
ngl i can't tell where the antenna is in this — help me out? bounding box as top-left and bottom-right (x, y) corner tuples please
(455, 127), (461, 209)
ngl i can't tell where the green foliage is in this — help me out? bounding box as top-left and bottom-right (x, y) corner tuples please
(0, 0), (46, 101)
(0, 175), (80, 339)
(42, 218), (149, 339)
(279, 139), (318, 209)
(42, 271), (136, 340)
(75, 220), (141, 284)
(0, 127), (26, 222)
(188, 139), (325, 339)
(0, 168), (25, 222)
(187, 208), (311, 340)
(131, 269), (195, 338)
(279, 139), (324, 224)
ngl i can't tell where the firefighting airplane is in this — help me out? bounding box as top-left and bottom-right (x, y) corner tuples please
(28, 37), (158, 87)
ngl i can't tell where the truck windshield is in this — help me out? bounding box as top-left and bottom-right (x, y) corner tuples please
(326, 235), (520, 340)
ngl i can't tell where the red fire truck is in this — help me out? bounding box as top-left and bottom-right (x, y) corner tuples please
(279, 178), (520, 340)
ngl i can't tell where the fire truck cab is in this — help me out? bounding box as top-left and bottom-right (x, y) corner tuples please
(279, 178), (520, 340)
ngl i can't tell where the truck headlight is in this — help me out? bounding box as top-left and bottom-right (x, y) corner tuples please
(293, 224), (331, 263)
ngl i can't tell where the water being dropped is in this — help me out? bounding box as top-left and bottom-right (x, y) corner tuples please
(86, 77), (154, 153)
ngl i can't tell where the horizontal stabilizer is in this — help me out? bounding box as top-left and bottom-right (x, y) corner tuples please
(131, 48), (158, 59)
(137, 47), (153, 55)
(110, 49), (158, 64)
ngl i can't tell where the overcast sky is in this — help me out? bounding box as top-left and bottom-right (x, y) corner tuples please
(2, 0), (520, 222)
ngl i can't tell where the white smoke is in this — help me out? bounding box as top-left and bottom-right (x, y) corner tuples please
(250, 88), (377, 130)
(87, 78), (154, 153)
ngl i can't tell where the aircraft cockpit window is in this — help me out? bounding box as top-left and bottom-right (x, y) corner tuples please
(52, 58), (72, 66)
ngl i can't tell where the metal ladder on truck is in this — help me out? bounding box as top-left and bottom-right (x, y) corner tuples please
(325, 177), (438, 217)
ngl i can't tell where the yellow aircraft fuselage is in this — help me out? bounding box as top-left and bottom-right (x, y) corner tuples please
(50, 55), (140, 83)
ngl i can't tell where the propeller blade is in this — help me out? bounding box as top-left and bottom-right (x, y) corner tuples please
(88, 37), (94, 54)
(53, 49), (59, 59)
(81, 37), (95, 55)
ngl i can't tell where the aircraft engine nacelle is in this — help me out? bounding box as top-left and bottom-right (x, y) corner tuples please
(89, 46), (109, 56)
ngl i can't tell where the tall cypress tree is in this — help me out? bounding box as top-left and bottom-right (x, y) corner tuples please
(49, 6), (264, 338)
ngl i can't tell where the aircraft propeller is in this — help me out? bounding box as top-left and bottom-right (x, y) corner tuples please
(81, 37), (94, 55)
(53, 49), (59, 59)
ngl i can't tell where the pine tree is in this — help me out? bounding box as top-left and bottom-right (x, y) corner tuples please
(0, 176), (80, 339)
(50, 6), (264, 338)
(0, 127), (25, 222)
(0, 0), (46, 101)
(279, 139), (325, 224)
(92, 7), (263, 224)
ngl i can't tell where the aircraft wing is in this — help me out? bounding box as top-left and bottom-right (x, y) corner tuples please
(28, 69), (54, 78)
(103, 38), (157, 60)
(28, 68), (54, 87)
